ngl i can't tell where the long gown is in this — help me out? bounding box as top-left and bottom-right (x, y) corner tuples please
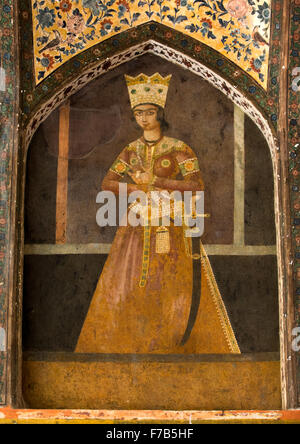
(75, 136), (240, 354)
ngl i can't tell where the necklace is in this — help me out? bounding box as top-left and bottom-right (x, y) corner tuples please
(144, 139), (159, 145)
(143, 135), (162, 145)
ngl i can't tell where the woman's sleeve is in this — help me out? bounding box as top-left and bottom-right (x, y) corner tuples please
(153, 145), (204, 192)
(101, 146), (148, 194)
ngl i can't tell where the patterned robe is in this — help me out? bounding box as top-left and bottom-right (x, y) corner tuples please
(76, 136), (240, 354)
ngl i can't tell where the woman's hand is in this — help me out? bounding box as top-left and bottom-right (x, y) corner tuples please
(129, 171), (152, 184)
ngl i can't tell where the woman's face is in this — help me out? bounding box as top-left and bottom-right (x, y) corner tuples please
(133, 104), (160, 131)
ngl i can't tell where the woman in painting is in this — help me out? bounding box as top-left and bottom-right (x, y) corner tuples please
(76, 73), (240, 354)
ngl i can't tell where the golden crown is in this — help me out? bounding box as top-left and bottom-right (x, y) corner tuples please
(125, 73), (172, 109)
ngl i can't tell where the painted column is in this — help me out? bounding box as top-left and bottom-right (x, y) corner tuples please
(56, 100), (70, 245)
(289, 0), (300, 408)
(0, 0), (19, 405)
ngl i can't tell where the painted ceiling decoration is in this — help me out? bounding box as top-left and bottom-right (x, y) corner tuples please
(31, 0), (271, 87)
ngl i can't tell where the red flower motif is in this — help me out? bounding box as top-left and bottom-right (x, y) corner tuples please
(100, 18), (113, 29)
(59, 0), (72, 12)
(117, 0), (130, 11)
(200, 18), (212, 29)
(250, 58), (261, 73)
(42, 53), (55, 71)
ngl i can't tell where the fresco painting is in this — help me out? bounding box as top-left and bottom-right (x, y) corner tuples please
(22, 55), (280, 409)
(1, 0), (300, 419)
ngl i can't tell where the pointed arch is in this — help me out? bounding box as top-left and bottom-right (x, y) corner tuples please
(19, 37), (289, 409)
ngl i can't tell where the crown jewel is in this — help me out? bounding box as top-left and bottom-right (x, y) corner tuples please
(125, 73), (172, 109)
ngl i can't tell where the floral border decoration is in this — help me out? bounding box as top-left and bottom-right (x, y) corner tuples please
(20, 1), (280, 133)
(265, 0), (281, 126)
(30, 0), (272, 87)
(289, 0), (300, 405)
(0, 0), (17, 405)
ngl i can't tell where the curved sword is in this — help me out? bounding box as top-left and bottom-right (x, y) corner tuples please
(180, 234), (202, 346)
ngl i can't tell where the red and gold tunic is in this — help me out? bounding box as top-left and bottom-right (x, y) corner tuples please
(76, 136), (240, 354)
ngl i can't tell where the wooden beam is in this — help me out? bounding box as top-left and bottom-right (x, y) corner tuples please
(23, 243), (277, 256)
(56, 101), (70, 245)
(278, 0), (297, 410)
(234, 105), (245, 247)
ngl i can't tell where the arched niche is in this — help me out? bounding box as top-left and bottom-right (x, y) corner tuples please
(16, 40), (288, 410)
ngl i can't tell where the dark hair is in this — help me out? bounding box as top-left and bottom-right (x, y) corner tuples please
(131, 103), (169, 132)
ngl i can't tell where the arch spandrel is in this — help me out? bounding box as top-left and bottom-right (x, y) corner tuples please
(31, 0), (271, 87)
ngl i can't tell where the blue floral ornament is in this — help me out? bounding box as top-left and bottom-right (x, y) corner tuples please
(252, 57), (262, 71)
(254, 58), (262, 70)
(3, 4), (11, 13)
(41, 57), (51, 68)
(257, 2), (270, 25)
(73, 8), (83, 17)
(118, 5), (127, 17)
(271, 77), (277, 86)
(202, 20), (211, 28)
(100, 20), (112, 36)
(36, 7), (56, 29)
(82, 0), (100, 16)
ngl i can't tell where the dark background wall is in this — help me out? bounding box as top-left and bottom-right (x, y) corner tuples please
(23, 254), (279, 353)
(25, 54), (235, 245)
